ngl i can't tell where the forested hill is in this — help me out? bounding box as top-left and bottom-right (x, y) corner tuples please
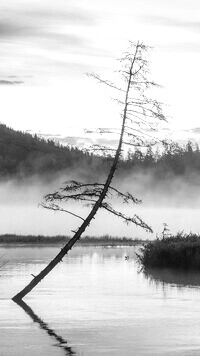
(0, 124), (108, 179)
(120, 141), (200, 181)
(1, 123), (200, 182)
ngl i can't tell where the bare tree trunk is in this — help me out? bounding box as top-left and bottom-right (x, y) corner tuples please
(12, 44), (138, 302)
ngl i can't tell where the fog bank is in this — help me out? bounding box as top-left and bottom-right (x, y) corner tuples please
(1, 172), (200, 239)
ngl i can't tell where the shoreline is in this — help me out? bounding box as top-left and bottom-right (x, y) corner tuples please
(0, 234), (148, 246)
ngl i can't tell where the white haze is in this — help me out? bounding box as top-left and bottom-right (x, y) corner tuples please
(1, 172), (200, 239)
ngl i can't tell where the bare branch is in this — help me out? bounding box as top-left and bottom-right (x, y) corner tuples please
(44, 181), (141, 206)
(124, 125), (165, 145)
(86, 73), (126, 92)
(41, 203), (85, 221)
(101, 202), (152, 233)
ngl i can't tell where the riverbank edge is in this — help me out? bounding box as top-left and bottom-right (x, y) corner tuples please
(0, 234), (149, 246)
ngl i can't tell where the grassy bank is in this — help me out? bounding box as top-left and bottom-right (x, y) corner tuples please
(0, 234), (144, 246)
(138, 233), (200, 270)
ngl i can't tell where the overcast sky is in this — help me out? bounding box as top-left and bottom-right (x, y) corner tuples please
(0, 0), (200, 143)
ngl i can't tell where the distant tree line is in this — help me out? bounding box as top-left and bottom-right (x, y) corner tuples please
(0, 124), (111, 180)
(120, 141), (200, 179)
(0, 123), (200, 181)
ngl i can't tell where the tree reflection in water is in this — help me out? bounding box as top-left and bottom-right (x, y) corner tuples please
(14, 299), (76, 356)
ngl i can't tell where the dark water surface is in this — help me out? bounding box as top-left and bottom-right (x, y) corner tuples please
(1, 246), (200, 355)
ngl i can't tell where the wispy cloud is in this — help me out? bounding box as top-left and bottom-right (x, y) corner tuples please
(0, 10), (89, 46)
(38, 132), (119, 149)
(140, 15), (200, 33)
(182, 127), (200, 134)
(139, 15), (200, 52)
(191, 128), (200, 134)
(0, 3), (100, 84)
(0, 79), (23, 85)
(158, 42), (200, 53)
(22, 8), (94, 25)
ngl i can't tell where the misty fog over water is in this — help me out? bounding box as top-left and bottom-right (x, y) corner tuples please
(1, 173), (200, 238)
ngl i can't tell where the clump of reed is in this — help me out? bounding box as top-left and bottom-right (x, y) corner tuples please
(137, 233), (200, 270)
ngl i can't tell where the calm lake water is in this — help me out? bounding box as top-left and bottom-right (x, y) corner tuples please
(1, 245), (200, 355)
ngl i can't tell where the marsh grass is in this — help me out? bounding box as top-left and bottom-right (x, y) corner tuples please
(0, 234), (143, 246)
(138, 233), (200, 270)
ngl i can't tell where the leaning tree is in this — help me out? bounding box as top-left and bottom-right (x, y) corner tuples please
(13, 41), (166, 302)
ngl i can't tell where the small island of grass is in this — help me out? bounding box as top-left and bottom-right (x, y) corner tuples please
(138, 233), (200, 270)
